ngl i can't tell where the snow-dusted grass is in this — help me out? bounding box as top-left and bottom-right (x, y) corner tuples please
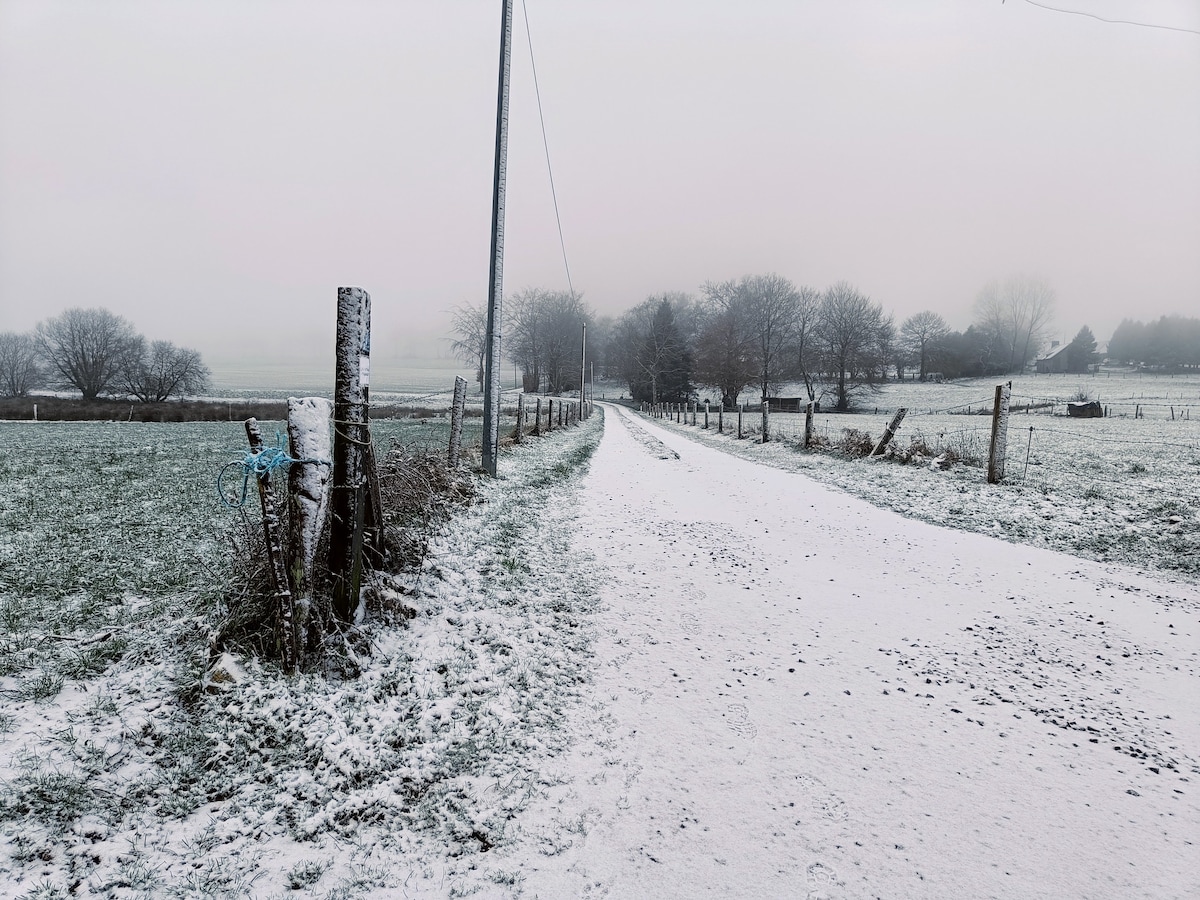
(0, 416), (602, 897)
(641, 384), (1200, 582)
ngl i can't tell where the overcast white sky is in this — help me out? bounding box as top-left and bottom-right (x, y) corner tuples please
(1, 0), (1197, 374)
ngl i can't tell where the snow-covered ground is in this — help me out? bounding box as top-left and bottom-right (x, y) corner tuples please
(1, 404), (1197, 898)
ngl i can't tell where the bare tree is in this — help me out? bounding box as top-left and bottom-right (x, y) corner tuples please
(786, 285), (822, 401)
(506, 289), (591, 393)
(448, 302), (488, 392)
(900, 310), (950, 380)
(814, 282), (889, 411)
(703, 274), (799, 403)
(692, 293), (756, 409)
(973, 276), (1056, 374)
(34, 307), (142, 401)
(120, 339), (211, 401)
(0, 332), (43, 397)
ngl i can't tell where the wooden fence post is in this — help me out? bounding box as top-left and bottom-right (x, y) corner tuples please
(448, 376), (467, 466)
(330, 286), (371, 624)
(987, 382), (1012, 484)
(738, 403), (744, 439)
(718, 404), (724, 434)
(514, 392), (525, 442)
(804, 401), (814, 449)
(870, 407), (908, 458)
(286, 398), (332, 664)
(704, 400), (710, 429)
(761, 399), (770, 443)
(245, 417), (299, 673)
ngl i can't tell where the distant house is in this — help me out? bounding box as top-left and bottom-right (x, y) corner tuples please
(1035, 341), (1070, 374)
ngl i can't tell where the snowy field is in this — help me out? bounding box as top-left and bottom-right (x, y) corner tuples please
(665, 374), (1200, 584)
(0, 382), (1197, 898)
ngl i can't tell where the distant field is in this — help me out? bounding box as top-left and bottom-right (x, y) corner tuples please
(207, 359), (511, 402)
(724, 369), (1200, 420)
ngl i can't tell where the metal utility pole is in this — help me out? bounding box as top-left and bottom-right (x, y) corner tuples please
(481, 0), (513, 477)
(580, 321), (587, 419)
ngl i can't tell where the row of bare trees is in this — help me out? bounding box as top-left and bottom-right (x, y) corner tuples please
(0, 307), (210, 401)
(446, 274), (1060, 410)
(450, 289), (594, 395)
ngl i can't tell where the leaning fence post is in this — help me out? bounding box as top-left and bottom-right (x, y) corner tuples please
(330, 286), (371, 624)
(287, 397), (333, 664)
(245, 417), (299, 673)
(870, 407), (908, 458)
(761, 399), (770, 443)
(449, 376), (467, 466)
(804, 401), (814, 449)
(987, 381), (1012, 484)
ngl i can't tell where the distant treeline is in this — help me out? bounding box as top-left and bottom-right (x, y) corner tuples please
(1108, 316), (1200, 369)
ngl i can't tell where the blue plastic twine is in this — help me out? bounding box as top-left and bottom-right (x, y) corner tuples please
(217, 435), (329, 509)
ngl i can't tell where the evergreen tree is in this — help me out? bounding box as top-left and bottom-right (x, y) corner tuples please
(1066, 325), (1098, 374)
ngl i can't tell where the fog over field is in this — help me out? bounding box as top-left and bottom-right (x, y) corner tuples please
(1, 0), (1198, 380)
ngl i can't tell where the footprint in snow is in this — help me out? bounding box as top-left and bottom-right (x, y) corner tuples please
(725, 703), (758, 739)
(680, 612), (702, 635)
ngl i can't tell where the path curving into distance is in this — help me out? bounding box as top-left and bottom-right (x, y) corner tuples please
(499, 403), (1199, 900)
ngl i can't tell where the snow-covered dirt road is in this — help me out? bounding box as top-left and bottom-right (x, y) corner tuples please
(497, 404), (1199, 899)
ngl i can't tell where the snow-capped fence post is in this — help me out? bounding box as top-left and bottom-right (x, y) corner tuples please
(761, 399), (770, 443)
(330, 286), (371, 624)
(738, 403), (744, 439)
(704, 400), (710, 429)
(513, 392), (525, 443)
(804, 401), (814, 449)
(287, 397), (333, 664)
(869, 407), (908, 458)
(448, 376), (467, 466)
(987, 381), (1012, 484)
(245, 417), (300, 674)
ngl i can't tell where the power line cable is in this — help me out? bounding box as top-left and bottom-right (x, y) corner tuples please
(519, 0), (576, 299)
(1014, 0), (1200, 36)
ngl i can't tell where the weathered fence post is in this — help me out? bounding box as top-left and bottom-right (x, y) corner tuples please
(870, 407), (908, 458)
(804, 401), (814, 449)
(718, 404), (724, 434)
(287, 397), (333, 663)
(738, 403), (744, 439)
(761, 399), (770, 443)
(704, 400), (710, 429)
(448, 376), (467, 466)
(246, 417), (299, 673)
(514, 392), (525, 442)
(330, 286), (371, 624)
(557, 398), (564, 428)
(987, 382), (1012, 484)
